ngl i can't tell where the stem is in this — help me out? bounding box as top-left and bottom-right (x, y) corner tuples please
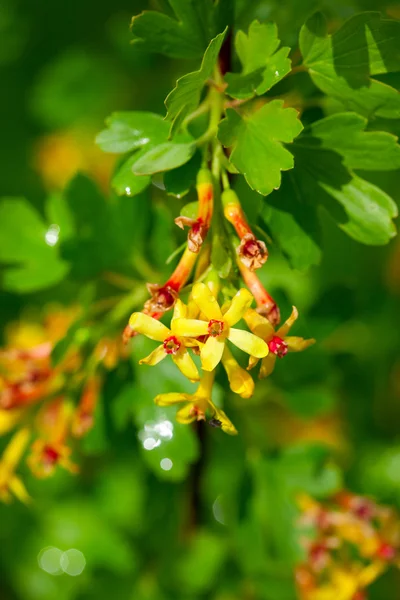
(196, 67), (224, 148)
(167, 247), (198, 290)
(182, 99), (210, 128)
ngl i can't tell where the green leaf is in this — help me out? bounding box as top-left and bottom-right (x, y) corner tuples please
(112, 154), (151, 197)
(290, 138), (398, 245)
(181, 201), (199, 220)
(300, 12), (400, 118)
(297, 112), (400, 171)
(225, 20), (291, 99)
(165, 29), (227, 135)
(131, 336), (200, 481)
(262, 173), (322, 270)
(130, 0), (230, 59)
(211, 241), (232, 279)
(0, 198), (69, 292)
(45, 193), (75, 241)
(176, 532), (227, 594)
(61, 173), (150, 278)
(96, 111), (169, 153)
(164, 151), (202, 197)
(133, 142), (196, 175)
(218, 101), (303, 195)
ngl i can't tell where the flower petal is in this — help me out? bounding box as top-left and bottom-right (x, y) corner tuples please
(286, 336), (315, 352)
(228, 328), (269, 358)
(187, 297), (200, 319)
(247, 355), (260, 371)
(208, 400), (238, 435)
(200, 335), (225, 371)
(171, 318), (209, 337)
(9, 475), (31, 504)
(154, 392), (191, 406)
(176, 403), (198, 424)
(129, 312), (170, 341)
(222, 347), (254, 398)
(2, 428), (30, 470)
(259, 354), (276, 378)
(223, 289), (254, 326)
(243, 308), (274, 339)
(192, 282), (222, 320)
(139, 345), (166, 366)
(277, 306), (298, 337)
(172, 350), (200, 381)
(172, 299), (187, 320)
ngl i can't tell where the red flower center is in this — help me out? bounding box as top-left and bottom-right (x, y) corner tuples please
(163, 336), (181, 355)
(43, 445), (60, 465)
(242, 238), (261, 257)
(208, 320), (224, 337)
(377, 542), (396, 561)
(268, 335), (288, 357)
(157, 288), (176, 310)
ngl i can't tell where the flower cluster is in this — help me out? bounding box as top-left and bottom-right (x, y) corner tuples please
(296, 492), (400, 600)
(126, 168), (315, 433)
(0, 307), (125, 502)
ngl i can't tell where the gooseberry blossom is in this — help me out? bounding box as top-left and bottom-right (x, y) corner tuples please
(244, 306), (315, 377)
(128, 300), (200, 381)
(154, 371), (237, 435)
(172, 283), (269, 372)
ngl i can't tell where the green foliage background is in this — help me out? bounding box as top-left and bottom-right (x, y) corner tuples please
(1, 0), (400, 599)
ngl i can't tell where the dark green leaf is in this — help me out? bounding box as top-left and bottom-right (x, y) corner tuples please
(61, 173), (150, 278)
(0, 198), (69, 292)
(164, 151), (202, 197)
(300, 12), (400, 118)
(290, 140), (398, 245)
(131, 0), (229, 59)
(262, 173), (322, 270)
(165, 29), (227, 135)
(96, 111), (169, 154)
(298, 112), (400, 171)
(225, 20), (291, 99)
(218, 101), (303, 195)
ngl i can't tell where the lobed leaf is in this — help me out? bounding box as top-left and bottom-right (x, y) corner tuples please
(290, 138), (398, 246)
(130, 0), (230, 59)
(300, 12), (400, 118)
(297, 112), (400, 171)
(225, 20), (292, 99)
(218, 100), (303, 196)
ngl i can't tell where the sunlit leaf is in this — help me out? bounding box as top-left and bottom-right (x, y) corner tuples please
(218, 101), (303, 195)
(225, 20), (291, 99)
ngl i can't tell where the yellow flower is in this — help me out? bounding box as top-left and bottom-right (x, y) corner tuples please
(28, 398), (78, 479)
(154, 371), (237, 435)
(129, 300), (200, 382)
(305, 563), (385, 600)
(0, 428), (31, 503)
(172, 283), (269, 372)
(221, 346), (254, 398)
(27, 438), (78, 479)
(244, 306), (315, 377)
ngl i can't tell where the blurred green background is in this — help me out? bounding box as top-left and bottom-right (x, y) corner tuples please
(1, 1), (400, 599)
